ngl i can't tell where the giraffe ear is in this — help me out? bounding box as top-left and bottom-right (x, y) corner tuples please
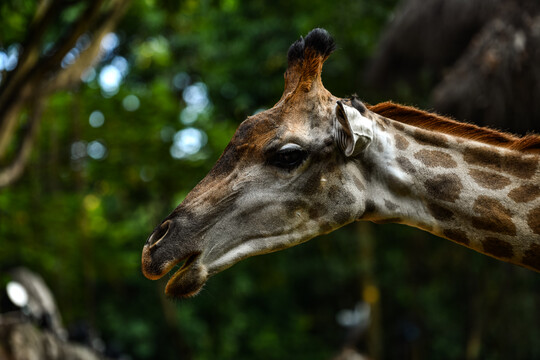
(334, 101), (373, 157)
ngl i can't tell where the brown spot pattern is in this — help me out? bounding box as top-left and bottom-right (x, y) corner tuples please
(464, 147), (538, 179)
(328, 185), (340, 199)
(333, 211), (351, 224)
(468, 169), (511, 190)
(320, 223), (334, 234)
(471, 196), (516, 236)
(327, 184), (356, 206)
(303, 171), (323, 195)
(508, 184), (540, 203)
(527, 207), (540, 235)
(392, 122), (405, 131)
(397, 156), (416, 174)
(308, 203), (323, 219)
(413, 130), (448, 148)
(424, 174), (463, 202)
(427, 203), (454, 221)
(503, 153), (538, 179)
(522, 243), (540, 271)
(384, 200), (398, 211)
(443, 228), (470, 246)
(394, 134), (409, 150)
(414, 149), (457, 168)
(482, 237), (514, 259)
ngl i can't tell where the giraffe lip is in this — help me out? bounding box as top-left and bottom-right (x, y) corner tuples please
(167, 252), (200, 277)
(164, 252), (208, 298)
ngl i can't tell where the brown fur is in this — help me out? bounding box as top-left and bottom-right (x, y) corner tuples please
(296, 48), (325, 92)
(527, 207), (540, 235)
(508, 184), (540, 203)
(468, 169), (511, 190)
(427, 203), (454, 221)
(396, 156), (416, 174)
(369, 102), (540, 154)
(423, 174), (463, 202)
(482, 237), (514, 259)
(283, 45), (333, 103)
(394, 134), (410, 150)
(523, 244), (540, 271)
(472, 196), (516, 236)
(442, 228), (470, 246)
(463, 147), (538, 180)
(414, 149), (457, 168)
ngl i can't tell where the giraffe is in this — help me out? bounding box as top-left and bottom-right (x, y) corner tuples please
(142, 28), (540, 298)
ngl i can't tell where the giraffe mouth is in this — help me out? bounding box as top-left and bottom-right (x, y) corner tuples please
(164, 252), (208, 298)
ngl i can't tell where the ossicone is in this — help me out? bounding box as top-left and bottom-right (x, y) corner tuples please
(287, 28), (336, 67)
(281, 28), (336, 101)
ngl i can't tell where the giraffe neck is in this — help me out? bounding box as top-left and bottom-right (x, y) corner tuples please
(357, 116), (540, 272)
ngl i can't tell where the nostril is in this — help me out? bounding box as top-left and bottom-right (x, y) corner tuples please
(148, 220), (171, 247)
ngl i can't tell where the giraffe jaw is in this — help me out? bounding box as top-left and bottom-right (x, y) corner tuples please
(141, 243), (208, 298)
(160, 241), (268, 297)
(163, 253), (208, 298)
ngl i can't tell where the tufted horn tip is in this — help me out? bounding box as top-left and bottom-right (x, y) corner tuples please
(304, 28), (336, 60)
(287, 36), (305, 66)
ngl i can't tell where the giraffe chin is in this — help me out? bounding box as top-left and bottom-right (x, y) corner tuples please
(164, 256), (208, 298)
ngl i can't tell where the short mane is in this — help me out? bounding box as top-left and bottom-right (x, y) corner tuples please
(368, 102), (540, 154)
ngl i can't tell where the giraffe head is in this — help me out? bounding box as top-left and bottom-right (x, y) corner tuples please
(142, 29), (376, 297)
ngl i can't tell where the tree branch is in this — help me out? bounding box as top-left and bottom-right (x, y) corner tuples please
(0, 0), (132, 187)
(45, 0), (131, 93)
(0, 100), (43, 188)
(0, 0), (64, 157)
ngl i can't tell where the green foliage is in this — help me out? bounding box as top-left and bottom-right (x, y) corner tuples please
(2, 1), (540, 359)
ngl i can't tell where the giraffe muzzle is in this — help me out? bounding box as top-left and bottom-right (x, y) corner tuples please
(141, 217), (208, 297)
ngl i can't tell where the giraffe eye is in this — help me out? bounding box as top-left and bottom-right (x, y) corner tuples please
(268, 143), (308, 170)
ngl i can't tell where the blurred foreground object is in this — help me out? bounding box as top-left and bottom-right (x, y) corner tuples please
(6, 267), (65, 338)
(0, 268), (109, 360)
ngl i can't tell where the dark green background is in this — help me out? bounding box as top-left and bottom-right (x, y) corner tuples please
(1, 0), (539, 359)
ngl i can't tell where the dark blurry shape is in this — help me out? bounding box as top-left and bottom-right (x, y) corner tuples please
(367, 0), (499, 84)
(0, 322), (102, 360)
(332, 347), (372, 360)
(432, 1), (540, 133)
(68, 321), (107, 354)
(5, 267), (65, 338)
(334, 301), (372, 359)
(0, 268), (118, 360)
(337, 302), (371, 333)
(367, 0), (540, 133)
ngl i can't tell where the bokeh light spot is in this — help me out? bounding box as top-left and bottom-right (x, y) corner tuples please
(170, 127), (207, 159)
(99, 65), (122, 94)
(87, 140), (107, 160)
(122, 95), (140, 111)
(89, 110), (105, 128)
